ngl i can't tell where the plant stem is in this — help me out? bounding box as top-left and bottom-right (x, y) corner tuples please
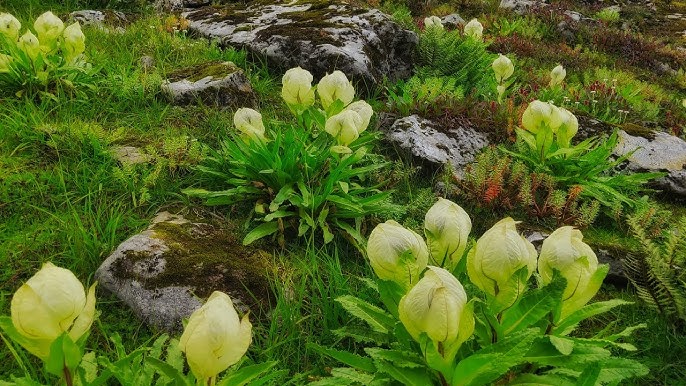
(63, 367), (73, 386)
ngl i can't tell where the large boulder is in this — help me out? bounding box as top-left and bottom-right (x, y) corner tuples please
(614, 129), (686, 197)
(183, 0), (417, 91)
(161, 61), (257, 107)
(96, 212), (274, 331)
(381, 115), (489, 178)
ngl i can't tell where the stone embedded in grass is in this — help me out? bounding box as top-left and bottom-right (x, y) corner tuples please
(68, 10), (129, 31)
(183, 0), (417, 92)
(161, 61), (257, 108)
(381, 115), (489, 179)
(614, 129), (686, 197)
(95, 212), (274, 332)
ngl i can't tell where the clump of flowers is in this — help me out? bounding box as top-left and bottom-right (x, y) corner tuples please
(317, 198), (647, 385)
(0, 11), (94, 98)
(186, 66), (393, 246)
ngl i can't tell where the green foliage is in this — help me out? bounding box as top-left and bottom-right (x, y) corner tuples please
(504, 130), (664, 212)
(490, 15), (552, 40)
(186, 118), (395, 246)
(417, 26), (496, 97)
(624, 214), (686, 324)
(386, 75), (464, 117)
(595, 8), (621, 25)
(458, 146), (601, 228)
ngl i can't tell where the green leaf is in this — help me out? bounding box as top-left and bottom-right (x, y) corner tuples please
(45, 333), (82, 376)
(452, 329), (539, 386)
(335, 295), (395, 334)
(374, 360), (434, 385)
(217, 361), (278, 386)
(330, 367), (375, 384)
(508, 373), (576, 385)
(144, 357), (190, 386)
(307, 343), (376, 373)
(365, 348), (424, 368)
(575, 363), (601, 386)
(500, 277), (564, 335)
(243, 222), (280, 245)
(549, 336), (574, 355)
(553, 300), (632, 335)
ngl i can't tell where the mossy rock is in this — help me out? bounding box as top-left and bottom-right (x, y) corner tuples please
(95, 212), (276, 332)
(183, 0), (417, 93)
(161, 61), (257, 107)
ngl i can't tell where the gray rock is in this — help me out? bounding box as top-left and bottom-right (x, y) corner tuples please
(112, 146), (148, 165)
(96, 212), (274, 331)
(183, 1), (417, 91)
(382, 115), (489, 178)
(615, 130), (686, 196)
(69, 10), (128, 29)
(184, 0), (210, 7)
(499, 0), (544, 14)
(154, 0), (184, 13)
(441, 13), (465, 29)
(161, 61), (257, 107)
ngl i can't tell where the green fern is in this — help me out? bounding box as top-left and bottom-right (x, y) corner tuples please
(625, 215), (686, 324)
(417, 27), (496, 96)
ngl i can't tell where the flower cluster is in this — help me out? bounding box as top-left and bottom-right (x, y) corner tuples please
(235, 67), (373, 154)
(366, 198), (606, 356)
(520, 99), (579, 157)
(0, 11), (85, 71)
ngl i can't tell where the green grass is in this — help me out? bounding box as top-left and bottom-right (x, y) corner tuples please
(1, 0), (685, 384)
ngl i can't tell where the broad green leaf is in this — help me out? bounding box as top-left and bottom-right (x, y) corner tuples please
(243, 222), (280, 245)
(549, 336), (574, 355)
(553, 300), (632, 335)
(307, 343), (376, 373)
(336, 295), (395, 334)
(576, 363), (601, 386)
(217, 361), (278, 386)
(500, 277), (564, 335)
(508, 373), (576, 385)
(144, 357), (190, 386)
(374, 360), (434, 385)
(365, 348), (424, 368)
(452, 329), (539, 386)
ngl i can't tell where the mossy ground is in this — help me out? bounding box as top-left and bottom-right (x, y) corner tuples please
(0, 0), (685, 383)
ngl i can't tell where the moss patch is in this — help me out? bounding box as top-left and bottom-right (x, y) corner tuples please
(166, 61), (240, 82)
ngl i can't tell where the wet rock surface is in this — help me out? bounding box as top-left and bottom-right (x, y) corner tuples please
(96, 212), (274, 331)
(161, 61), (257, 107)
(381, 115), (489, 178)
(183, 0), (417, 90)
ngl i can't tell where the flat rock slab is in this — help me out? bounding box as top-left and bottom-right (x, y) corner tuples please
(161, 61), (257, 107)
(615, 130), (686, 196)
(382, 115), (489, 178)
(96, 212), (274, 331)
(183, 0), (417, 90)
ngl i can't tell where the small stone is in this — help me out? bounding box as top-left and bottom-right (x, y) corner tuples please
(499, 0), (544, 14)
(154, 0), (184, 13)
(441, 13), (465, 29)
(112, 146), (149, 165)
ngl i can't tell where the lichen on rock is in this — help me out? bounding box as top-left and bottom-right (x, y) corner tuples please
(183, 0), (417, 92)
